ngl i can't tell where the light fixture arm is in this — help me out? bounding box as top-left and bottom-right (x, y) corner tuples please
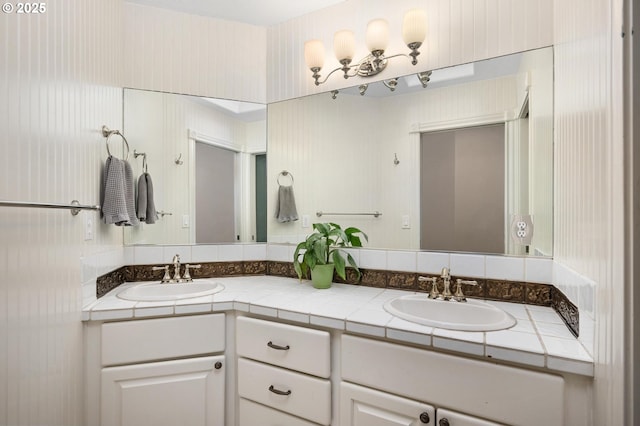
(311, 51), (421, 86)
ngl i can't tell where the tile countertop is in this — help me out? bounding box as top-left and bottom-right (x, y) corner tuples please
(83, 275), (594, 377)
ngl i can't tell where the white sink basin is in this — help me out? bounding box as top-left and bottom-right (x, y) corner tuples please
(383, 295), (516, 332)
(116, 280), (225, 302)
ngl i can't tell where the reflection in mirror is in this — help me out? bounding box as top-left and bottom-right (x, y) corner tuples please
(123, 89), (267, 245)
(267, 47), (553, 257)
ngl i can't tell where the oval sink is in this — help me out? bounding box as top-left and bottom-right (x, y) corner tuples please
(116, 280), (225, 302)
(383, 295), (516, 332)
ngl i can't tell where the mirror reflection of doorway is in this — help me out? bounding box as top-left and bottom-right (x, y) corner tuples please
(195, 142), (236, 243)
(255, 154), (267, 242)
(420, 124), (505, 253)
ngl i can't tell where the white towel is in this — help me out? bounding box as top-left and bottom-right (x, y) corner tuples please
(101, 156), (139, 226)
(137, 172), (158, 224)
(275, 185), (299, 223)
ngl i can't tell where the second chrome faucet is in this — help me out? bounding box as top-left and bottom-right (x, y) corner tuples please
(418, 267), (477, 303)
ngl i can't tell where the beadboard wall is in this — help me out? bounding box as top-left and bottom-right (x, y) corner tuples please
(266, 0), (554, 103)
(122, 3), (267, 103)
(0, 1), (124, 424)
(553, 0), (625, 423)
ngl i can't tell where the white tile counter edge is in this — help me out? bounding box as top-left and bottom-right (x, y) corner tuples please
(83, 275), (594, 377)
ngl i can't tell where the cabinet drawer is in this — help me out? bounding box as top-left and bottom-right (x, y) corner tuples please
(238, 358), (331, 425)
(236, 316), (330, 378)
(102, 314), (225, 366)
(238, 398), (321, 426)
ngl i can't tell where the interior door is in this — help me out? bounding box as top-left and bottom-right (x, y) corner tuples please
(196, 142), (236, 243)
(420, 124), (505, 253)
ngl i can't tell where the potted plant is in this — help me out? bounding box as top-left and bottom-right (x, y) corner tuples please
(293, 222), (368, 289)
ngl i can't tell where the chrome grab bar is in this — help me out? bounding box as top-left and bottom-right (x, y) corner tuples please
(0, 200), (100, 216)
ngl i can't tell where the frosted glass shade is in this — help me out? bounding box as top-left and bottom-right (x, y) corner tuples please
(402, 9), (427, 45)
(333, 30), (355, 63)
(366, 19), (389, 52)
(304, 39), (325, 70)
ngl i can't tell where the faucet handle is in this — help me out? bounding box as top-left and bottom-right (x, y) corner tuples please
(453, 279), (478, 302)
(152, 265), (171, 283)
(419, 276), (440, 299)
(183, 264), (201, 282)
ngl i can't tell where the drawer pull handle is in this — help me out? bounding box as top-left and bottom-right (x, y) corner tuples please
(268, 385), (292, 396)
(267, 341), (290, 351)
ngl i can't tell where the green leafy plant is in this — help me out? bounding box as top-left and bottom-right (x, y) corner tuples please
(293, 222), (368, 281)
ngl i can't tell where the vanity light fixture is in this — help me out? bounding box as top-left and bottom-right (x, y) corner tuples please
(304, 9), (427, 86)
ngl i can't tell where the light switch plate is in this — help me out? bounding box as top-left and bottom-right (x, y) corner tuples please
(84, 211), (94, 241)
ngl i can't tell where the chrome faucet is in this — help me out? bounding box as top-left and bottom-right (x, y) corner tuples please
(419, 268), (479, 302)
(440, 267), (452, 301)
(172, 254), (182, 282)
(151, 254), (201, 283)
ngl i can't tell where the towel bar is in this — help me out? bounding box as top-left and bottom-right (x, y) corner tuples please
(0, 200), (100, 216)
(316, 211), (382, 218)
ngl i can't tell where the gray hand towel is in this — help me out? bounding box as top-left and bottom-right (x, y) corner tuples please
(136, 173), (147, 222)
(275, 185), (299, 223)
(101, 156), (139, 226)
(137, 172), (158, 224)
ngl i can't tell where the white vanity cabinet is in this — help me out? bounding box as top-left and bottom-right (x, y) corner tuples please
(341, 335), (565, 426)
(236, 316), (332, 426)
(85, 314), (226, 426)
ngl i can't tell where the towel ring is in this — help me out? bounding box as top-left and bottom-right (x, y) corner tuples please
(102, 125), (130, 161)
(277, 170), (294, 186)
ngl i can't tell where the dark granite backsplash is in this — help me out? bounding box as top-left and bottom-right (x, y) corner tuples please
(96, 260), (579, 337)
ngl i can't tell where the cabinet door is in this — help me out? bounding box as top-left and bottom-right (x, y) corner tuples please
(101, 355), (225, 426)
(341, 382), (435, 426)
(436, 409), (503, 426)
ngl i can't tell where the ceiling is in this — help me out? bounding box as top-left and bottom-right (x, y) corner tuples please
(125, 0), (347, 26)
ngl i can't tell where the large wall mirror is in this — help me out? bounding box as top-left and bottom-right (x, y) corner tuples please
(267, 47), (553, 257)
(123, 89), (267, 245)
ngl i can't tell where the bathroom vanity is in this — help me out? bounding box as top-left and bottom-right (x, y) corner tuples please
(83, 276), (593, 426)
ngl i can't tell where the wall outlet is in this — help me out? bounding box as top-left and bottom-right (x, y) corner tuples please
(182, 214), (190, 228)
(510, 215), (533, 244)
(401, 215), (411, 229)
(84, 212), (94, 241)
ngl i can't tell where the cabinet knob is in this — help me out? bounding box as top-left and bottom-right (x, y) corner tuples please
(419, 411), (431, 423)
(214, 362), (223, 370)
(439, 419), (450, 426)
